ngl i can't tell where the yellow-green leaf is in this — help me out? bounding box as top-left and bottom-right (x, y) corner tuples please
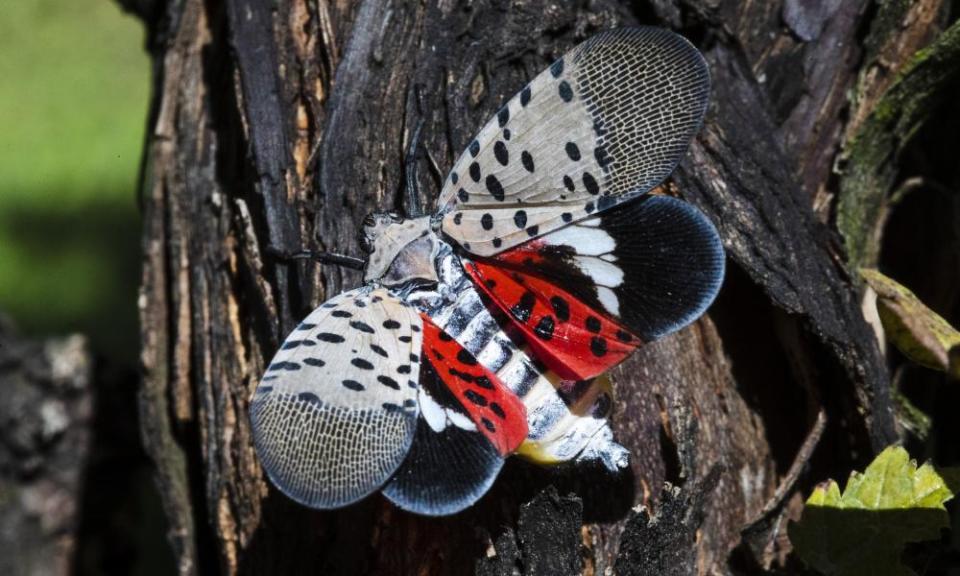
(861, 269), (960, 377)
(790, 446), (956, 576)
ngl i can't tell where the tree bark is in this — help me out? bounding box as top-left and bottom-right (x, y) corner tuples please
(132, 1), (955, 574)
(0, 326), (92, 576)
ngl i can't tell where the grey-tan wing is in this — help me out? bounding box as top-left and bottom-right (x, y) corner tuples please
(438, 27), (709, 256)
(250, 287), (423, 509)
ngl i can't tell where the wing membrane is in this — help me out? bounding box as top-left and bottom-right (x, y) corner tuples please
(439, 27), (709, 256)
(250, 287), (423, 509)
(464, 195), (725, 380)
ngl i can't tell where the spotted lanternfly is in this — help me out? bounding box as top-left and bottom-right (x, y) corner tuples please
(250, 27), (725, 516)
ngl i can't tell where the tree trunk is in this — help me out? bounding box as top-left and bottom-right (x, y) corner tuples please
(131, 1), (957, 574)
(0, 326), (92, 576)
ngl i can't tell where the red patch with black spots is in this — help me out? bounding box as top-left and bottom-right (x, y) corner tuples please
(465, 260), (642, 381)
(420, 315), (527, 455)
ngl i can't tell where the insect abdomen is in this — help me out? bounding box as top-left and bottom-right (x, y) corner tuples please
(424, 259), (619, 464)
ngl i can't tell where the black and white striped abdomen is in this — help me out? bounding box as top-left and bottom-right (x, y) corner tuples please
(408, 244), (627, 467)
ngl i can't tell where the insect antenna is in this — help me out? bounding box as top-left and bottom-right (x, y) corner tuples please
(266, 246), (365, 270)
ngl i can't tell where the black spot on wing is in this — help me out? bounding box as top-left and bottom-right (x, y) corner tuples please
(521, 150), (534, 172)
(469, 140), (480, 157)
(565, 142), (581, 161)
(456, 349), (478, 366)
(481, 213), (493, 230)
(383, 319), (401, 329)
(378, 375), (401, 390)
(520, 86), (531, 106)
(303, 357), (325, 367)
(585, 316), (602, 333)
(486, 175), (505, 201)
(494, 141), (508, 166)
(497, 106), (510, 127)
(464, 389), (487, 406)
(350, 321), (375, 334)
(448, 367), (475, 384)
(331, 310), (352, 318)
(558, 80), (573, 102)
(470, 162), (481, 182)
(342, 379), (365, 391)
(316, 333), (345, 343)
(511, 292), (535, 323)
(298, 392), (322, 406)
(281, 340), (315, 350)
(513, 210), (527, 229)
(550, 58), (564, 77)
(550, 296), (570, 322)
(370, 344), (389, 357)
(534, 316), (555, 340)
(268, 361), (301, 372)
(590, 337), (607, 357)
(352, 358), (375, 370)
(458, 188), (469, 202)
(583, 172), (599, 195)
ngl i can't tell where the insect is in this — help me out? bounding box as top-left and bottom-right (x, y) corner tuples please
(250, 27), (725, 516)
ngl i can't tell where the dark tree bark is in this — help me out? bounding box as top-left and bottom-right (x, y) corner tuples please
(0, 325), (92, 576)
(131, 1), (957, 574)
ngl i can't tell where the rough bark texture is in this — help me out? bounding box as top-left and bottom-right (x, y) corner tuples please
(131, 1), (956, 574)
(0, 325), (92, 576)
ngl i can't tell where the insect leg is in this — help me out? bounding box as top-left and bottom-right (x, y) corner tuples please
(265, 246), (366, 270)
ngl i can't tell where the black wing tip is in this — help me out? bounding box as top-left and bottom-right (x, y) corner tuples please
(381, 418), (506, 516)
(381, 456), (504, 516)
(632, 195), (725, 340)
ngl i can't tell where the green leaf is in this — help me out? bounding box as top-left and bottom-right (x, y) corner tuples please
(790, 446), (956, 576)
(861, 269), (960, 378)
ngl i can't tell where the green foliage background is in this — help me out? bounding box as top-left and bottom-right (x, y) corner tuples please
(0, 0), (149, 360)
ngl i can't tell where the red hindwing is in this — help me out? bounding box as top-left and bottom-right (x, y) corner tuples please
(465, 259), (642, 381)
(420, 315), (527, 455)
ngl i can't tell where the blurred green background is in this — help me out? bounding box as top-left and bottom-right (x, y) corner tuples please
(0, 0), (148, 361)
(0, 2), (173, 574)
